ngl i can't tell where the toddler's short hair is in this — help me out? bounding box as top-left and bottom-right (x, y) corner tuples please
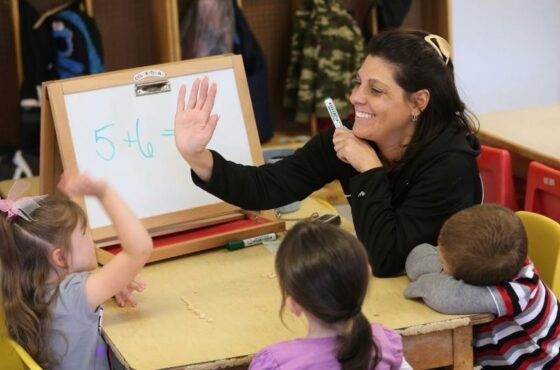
(439, 204), (527, 285)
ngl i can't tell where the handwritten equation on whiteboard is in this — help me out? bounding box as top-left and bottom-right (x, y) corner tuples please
(94, 119), (175, 161)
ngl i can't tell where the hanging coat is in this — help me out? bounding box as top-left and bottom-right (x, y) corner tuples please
(283, 0), (364, 124)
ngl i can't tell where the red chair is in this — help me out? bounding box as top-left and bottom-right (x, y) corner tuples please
(477, 145), (517, 210)
(525, 161), (560, 222)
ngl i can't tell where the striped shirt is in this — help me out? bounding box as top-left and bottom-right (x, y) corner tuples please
(474, 259), (560, 369)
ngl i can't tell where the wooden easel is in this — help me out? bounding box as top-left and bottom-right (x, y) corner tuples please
(40, 54), (285, 264)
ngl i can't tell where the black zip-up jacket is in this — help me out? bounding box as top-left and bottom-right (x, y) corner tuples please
(192, 124), (482, 277)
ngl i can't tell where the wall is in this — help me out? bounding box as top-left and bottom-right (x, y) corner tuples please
(451, 0), (560, 114)
(0, 0), (451, 147)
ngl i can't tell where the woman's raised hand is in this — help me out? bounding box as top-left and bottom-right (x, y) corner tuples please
(174, 77), (220, 159)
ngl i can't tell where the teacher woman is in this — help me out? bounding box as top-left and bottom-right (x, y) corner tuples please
(174, 29), (482, 277)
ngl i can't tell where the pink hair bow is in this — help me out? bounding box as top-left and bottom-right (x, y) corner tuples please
(0, 181), (47, 222)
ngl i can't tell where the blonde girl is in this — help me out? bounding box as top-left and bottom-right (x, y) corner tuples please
(0, 174), (152, 369)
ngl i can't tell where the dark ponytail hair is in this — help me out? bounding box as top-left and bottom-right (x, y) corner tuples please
(0, 195), (86, 368)
(275, 222), (378, 370)
(366, 29), (478, 167)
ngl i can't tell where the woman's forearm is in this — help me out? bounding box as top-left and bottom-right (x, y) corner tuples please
(183, 149), (214, 183)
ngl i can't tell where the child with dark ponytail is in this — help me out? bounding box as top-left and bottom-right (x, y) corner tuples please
(249, 222), (411, 370)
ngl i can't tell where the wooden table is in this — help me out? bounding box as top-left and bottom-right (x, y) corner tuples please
(103, 198), (492, 369)
(477, 104), (560, 178)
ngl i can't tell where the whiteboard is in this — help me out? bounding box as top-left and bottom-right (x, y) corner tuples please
(47, 56), (260, 238)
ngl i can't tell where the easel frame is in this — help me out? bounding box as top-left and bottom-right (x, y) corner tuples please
(40, 54), (284, 263)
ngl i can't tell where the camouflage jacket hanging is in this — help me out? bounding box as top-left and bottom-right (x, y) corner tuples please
(283, 0), (364, 124)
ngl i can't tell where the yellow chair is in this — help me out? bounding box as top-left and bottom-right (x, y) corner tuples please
(0, 336), (23, 370)
(0, 306), (24, 370)
(0, 304), (42, 370)
(516, 211), (560, 297)
(9, 340), (42, 370)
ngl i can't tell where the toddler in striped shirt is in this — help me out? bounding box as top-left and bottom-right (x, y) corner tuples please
(404, 204), (560, 369)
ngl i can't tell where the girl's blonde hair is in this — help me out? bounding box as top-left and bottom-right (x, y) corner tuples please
(0, 195), (87, 368)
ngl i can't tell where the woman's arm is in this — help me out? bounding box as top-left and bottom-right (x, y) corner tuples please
(175, 78), (353, 209)
(191, 129), (354, 211)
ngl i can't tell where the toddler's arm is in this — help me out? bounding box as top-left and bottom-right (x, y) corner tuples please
(405, 243), (443, 280)
(59, 173), (153, 311)
(404, 272), (499, 315)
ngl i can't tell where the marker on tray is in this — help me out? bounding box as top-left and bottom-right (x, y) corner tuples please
(227, 233), (278, 251)
(324, 97), (343, 128)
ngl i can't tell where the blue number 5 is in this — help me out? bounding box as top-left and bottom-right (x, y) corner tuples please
(95, 124), (115, 161)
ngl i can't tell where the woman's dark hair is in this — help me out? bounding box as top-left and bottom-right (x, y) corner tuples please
(0, 195), (87, 368)
(366, 29), (478, 167)
(275, 222), (377, 370)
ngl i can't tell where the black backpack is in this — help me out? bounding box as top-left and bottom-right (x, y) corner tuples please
(18, 0), (105, 161)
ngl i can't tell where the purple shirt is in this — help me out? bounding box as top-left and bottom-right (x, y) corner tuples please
(249, 323), (404, 370)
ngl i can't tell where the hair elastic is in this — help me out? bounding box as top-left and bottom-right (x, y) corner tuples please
(346, 306), (362, 319)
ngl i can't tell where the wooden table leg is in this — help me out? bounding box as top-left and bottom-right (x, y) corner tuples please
(403, 330), (453, 369)
(451, 326), (473, 370)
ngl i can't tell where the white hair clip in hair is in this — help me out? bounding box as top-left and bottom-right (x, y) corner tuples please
(424, 34), (452, 65)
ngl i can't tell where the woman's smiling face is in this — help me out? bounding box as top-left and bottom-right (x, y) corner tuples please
(350, 55), (417, 151)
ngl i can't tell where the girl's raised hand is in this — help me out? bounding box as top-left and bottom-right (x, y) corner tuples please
(174, 77), (220, 159)
(58, 172), (108, 199)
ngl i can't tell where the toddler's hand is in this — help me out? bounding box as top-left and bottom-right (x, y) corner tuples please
(58, 172), (108, 199)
